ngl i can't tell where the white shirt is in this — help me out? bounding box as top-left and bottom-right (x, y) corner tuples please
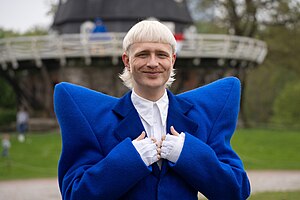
(131, 89), (184, 167)
(16, 111), (29, 124)
(131, 89), (169, 142)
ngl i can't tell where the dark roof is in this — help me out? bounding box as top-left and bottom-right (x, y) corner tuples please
(53, 0), (193, 26)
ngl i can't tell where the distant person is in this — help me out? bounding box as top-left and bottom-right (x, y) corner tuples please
(16, 107), (29, 142)
(54, 20), (250, 199)
(1, 133), (11, 157)
(92, 18), (107, 33)
(90, 18), (110, 53)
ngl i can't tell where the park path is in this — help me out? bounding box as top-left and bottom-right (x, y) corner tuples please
(1, 170), (300, 200)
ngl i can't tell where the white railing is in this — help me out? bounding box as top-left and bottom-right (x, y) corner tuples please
(0, 33), (267, 69)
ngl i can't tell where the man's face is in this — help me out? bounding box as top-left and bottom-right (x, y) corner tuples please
(122, 42), (176, 92)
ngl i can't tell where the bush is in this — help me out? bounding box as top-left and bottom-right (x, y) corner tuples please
(272, 81), (300, 128)
(0, 108), (16, 126)
(0, 78), (16, 108)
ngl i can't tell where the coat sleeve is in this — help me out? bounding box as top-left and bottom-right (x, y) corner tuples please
(171, 78), (250, 200)
(54, 83), (151, 200)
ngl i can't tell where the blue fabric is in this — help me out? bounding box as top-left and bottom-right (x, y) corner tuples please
(92, 25), (107, 33)
(54, 77), (250, 200)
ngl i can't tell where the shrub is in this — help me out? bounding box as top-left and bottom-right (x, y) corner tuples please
(272, 81), (300, 128)
(0, 108), (16, 126)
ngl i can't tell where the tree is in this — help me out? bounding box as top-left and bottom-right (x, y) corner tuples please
(245, 24), (300, 126)
(45, 0), (59, 18)
(272, 81), (300, 128)
(0, 27), (49, 114)
(187, 0), (300, 127)
(188, 0), (300, 36)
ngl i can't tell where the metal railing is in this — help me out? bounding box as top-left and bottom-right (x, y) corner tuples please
(0, 33), (267, 69)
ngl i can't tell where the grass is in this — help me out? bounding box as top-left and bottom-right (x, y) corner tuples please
(200, 190), (300, 199)
(0, 132), (61, 180)
(0, 128), (300, 180)
(232, 128), (300, 170)
(248, 190), (300, 199)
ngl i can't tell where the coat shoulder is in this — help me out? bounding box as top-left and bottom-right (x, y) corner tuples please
(178, 76), (240, 101)
(177, 77), (241, 123)
(54, 82), (118, 124)
(55, 82), (116, 99)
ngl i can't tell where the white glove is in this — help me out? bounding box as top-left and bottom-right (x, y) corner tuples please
(132, 132), (159, 166)
(161, 130), (185, 163)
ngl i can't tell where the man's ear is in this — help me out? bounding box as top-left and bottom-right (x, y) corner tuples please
(172, 53), (176, 65)
(122, 52), (130, 70)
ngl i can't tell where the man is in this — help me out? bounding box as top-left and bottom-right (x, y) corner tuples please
(54, 20), (250, 200)
(16, 106), (29, 142)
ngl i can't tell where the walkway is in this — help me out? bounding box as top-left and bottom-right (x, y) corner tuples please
(0, 170), (300, 200)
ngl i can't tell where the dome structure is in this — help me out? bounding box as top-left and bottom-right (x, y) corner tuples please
(52, 0), (193, 34)
(0, 0), (267, 119)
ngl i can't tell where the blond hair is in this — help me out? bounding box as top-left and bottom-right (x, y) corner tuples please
(120, 20), (177, 89)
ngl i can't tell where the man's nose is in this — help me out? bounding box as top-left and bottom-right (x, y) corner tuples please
(147, 54), (159, 68)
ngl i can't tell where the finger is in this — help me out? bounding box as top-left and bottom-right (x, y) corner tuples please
(157, 154), (161, 160)
(136, 131), (146, 141)
(151, 137), (157, 143)
(170, 126), (179, 136)
(161, 135), (166, 141)
(155, 141), (160, 147)
(156, 140), (162, 147)
(157, 147), (161, 154)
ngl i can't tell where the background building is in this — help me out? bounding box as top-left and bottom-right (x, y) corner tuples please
(0, 0), (267, 123)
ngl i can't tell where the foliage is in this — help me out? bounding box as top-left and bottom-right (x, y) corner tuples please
(0, 28), (22, 39)
(0, 26), (47, 117)
(0, 78), (16, 108)
(194, 21), (227, 34)
(0, 25), (48, 39)
(0, 109), (16, 127)
(22, 26), (48, 36)
(190, 0), (300, 128)
(0, 78), (16, 126)
(232, 128), (300, 170)
(271, 81), (300, 127)
(244, 25), (300, 125)
(188, 0), (300, 36)
(45, 0), (59, 17)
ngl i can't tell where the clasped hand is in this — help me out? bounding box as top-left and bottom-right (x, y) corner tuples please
(132, 126), (185, 166)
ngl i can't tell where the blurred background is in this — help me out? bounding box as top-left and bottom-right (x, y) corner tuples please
(0, 0), (299, 199)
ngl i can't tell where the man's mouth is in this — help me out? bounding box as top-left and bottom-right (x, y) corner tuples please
(143, 71), (162, 74)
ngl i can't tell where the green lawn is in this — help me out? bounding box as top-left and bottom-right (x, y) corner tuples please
(0, 128), (300, 180)
(199, 190), (300, 200)
(232, 128), (300, 169)
(248, 190), (300, 200)
(0, 132), (61, 180)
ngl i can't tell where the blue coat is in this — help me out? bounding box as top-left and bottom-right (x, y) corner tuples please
(54, 77), (250, 200)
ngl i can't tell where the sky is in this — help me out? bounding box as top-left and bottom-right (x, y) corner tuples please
(0, 0), (58, 33)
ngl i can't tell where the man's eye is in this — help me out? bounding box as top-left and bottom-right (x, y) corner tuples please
(137, 53), (147, 57)
(158, 54), (168, 58)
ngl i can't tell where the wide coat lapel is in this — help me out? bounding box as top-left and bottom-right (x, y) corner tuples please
(112, 90), (199, 178)
(160, 91), (199, 177)
(166, 90), (199, 136)
(112, 91), (145, 142)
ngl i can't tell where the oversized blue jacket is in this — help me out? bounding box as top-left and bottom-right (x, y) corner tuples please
(54, 77), (250, 200)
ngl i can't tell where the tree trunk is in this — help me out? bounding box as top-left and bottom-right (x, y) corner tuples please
(237, 68), (250, 128)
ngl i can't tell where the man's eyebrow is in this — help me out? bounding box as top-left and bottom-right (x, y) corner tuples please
(133, 49), (171, 56)
(133, 50), (150, 55)
(156, 50), (169, 53)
